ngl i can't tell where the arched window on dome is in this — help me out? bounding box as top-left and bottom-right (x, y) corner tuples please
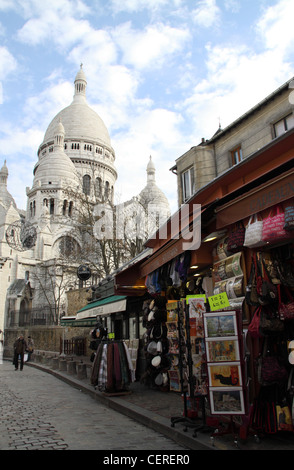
(68, 201), (73, 217)
(43, 198), (48, 207)
(62, 200), (68, 216)
(105, 181), (110, 201)
(95, 177), (102, 199)
(50, 198), (54, 215)
(83, 175), (91, 196)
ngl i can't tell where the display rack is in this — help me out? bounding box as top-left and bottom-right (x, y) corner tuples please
(90, 339), (134, 396)
(203, 310), (247, 441)
(170, 301), (213, 437)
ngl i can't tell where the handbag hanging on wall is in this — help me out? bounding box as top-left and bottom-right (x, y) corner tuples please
(245, 258), (259, 306)
(277, 284), (294, 321)
(248, 305), (262, 338)
(257, 338), (288, 387)
(227, 221), (245, 253)
(253, 253), (278, 306)
(244, 213), (265, 248)
(262, 204), (292, 244)
(259, 306), (284, 336)
(284, 200), (294, 231)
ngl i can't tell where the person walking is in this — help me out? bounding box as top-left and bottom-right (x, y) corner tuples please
(13, 335), (27, 371)
(0, 329), (3, 364)
(27, 336), (34, 362)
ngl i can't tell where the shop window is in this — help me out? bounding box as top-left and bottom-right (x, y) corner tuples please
(274, 113), (294, 137)
(181, 167), (194, 202)
(231, 146), (243, 165)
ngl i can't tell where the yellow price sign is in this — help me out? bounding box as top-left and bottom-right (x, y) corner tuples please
(208, 292), (230, 311)
(186, 294), (206, 304)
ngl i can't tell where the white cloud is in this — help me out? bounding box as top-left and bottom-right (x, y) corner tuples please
(0, 46), (17, 79)
(181, 0), (294, 141)
(256, 0), (294, 56)
(0, 46), (17, 104)
(109, 0), (180, 14)
(112, 107), (183, 212)
(112, 22), (190, 70)
(22, 80), (73, 131)
(191, 0), (221, 28)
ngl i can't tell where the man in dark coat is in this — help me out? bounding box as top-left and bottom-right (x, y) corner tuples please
(13, 335), (27, 371)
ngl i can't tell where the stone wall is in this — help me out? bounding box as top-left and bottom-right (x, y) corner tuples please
(66, 287), (89, 316)
(4, 325), (93, 358)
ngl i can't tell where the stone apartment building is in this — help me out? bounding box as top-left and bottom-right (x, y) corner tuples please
(171, 78), (294, 206)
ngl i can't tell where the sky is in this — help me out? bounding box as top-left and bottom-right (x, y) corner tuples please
(1, 0), (294, 214)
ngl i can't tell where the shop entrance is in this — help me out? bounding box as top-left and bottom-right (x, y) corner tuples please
(114, 319), (123, 339)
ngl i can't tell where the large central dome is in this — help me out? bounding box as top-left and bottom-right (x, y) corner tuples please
(40, 66), (112, 150)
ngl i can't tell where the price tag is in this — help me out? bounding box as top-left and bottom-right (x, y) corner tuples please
(108, 332), (115, 339)
(186, 294), (206, 304)
(208, 292), (230, 311)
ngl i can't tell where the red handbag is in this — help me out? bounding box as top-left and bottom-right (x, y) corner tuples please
(227, 222), (245, 253)
(278, 284), (294, 321)
(248, 306), (262, 338)
(262, 204), (292, 244)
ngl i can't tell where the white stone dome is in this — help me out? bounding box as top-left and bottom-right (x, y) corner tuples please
(0, 160), (17, 209)
(139, 156), (170, 213)
(34, 121), (79, 187)
(39, 65), (112, 151)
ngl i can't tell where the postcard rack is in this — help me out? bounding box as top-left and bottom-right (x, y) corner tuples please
(203, 310), (247, 440)
(170, 301), (209, 437)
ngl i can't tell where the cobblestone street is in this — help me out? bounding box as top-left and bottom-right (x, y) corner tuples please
(0, 362), (187, 452)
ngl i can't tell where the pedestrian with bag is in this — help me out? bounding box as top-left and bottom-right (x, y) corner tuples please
(27, 335), (34, 361)
(13, 334), (27, 371)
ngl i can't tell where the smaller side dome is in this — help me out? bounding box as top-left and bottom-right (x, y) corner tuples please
(0, 160), (17, 208)
(34, 121), (79, 187)
(138, 156), (170, 215)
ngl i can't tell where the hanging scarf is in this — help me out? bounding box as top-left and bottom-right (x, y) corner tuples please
(113, 342), (122, 390)
(98, 343), (108, 391)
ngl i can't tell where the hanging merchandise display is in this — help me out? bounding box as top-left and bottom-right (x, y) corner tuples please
(243, 213), (265, 248)
(277, 285), (294, 321)
(170, 299), (211, 436)
(203, 311), (246, 416)
(141, 296), (170, 389)
(245, 243), (294, 437)
(226, 222), (245, 254)
(283, 200), (294, 231)
(90, 340), (135, 394)
(262, 204), (292, 244)
(212, 251), (246, 314)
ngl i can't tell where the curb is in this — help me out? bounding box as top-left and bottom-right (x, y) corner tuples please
(26, 361), (216, 451)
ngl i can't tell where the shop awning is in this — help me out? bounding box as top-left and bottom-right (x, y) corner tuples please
(216, 167), (294, 228)
(75, 295), (127, 320)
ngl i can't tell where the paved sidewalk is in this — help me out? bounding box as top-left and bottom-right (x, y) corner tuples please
(17, 356), (294, 451)
(0, 361), (187, 451)
(3, 356), (294, 451)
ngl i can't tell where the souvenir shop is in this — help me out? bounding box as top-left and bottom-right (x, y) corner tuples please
(133, 161), (294, 440)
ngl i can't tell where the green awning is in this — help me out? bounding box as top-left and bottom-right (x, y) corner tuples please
(76, 295), (127, 320)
